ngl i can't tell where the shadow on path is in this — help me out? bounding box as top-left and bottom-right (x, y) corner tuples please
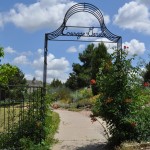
(76, 143), (107, 150)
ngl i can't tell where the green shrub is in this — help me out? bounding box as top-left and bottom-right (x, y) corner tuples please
(115, 141), (150, 150)
(52, 101), (70, 109)
(134, 106), (150, 141)
(92, 49), (150, 148)
(70, 90), (84, 102)
(47, 86), (72, 102)
(0, 90), (60, 150)
(70, 88), (93, 102)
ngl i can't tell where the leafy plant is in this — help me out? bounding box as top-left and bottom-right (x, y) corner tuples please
(92, 49), (150, 148)
(65, 43), (111, 92)
(143, 62), (150, 82)
(47, 85), (72, 102)
(0, 87), (60, 150)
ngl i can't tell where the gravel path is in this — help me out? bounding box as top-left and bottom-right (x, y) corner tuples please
(52, 109), (107, 150)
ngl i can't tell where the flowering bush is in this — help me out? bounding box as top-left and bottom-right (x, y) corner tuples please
(92, 49), (150, 147)
(90, 79), (99, 95)
(90, 79), (96, 85)
(144, 82), (149, 87)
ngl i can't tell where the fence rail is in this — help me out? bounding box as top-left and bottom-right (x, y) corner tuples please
(0, 85), (44, 149)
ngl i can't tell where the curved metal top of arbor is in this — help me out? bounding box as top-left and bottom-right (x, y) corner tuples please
(46, 3), (122, 46)
(43, 3), (122, 89)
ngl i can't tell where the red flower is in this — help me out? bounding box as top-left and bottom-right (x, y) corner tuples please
(124, 46), (129, 49)
(144, 82), (149, 87)
(131, 122), (137, 127)
(90, 79), (96, 85)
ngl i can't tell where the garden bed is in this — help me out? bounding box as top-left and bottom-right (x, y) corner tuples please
(116, 142), (150, 150)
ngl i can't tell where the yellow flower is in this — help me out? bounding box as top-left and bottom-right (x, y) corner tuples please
(105, 97), (113, 104)
(36, 121), (42, 128)
(124, 98), (132, 103)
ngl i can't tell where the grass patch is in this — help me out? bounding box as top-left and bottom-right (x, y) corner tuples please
(47, 111), (60, 147)
(68, 107), (82, 112)
(18, 110), (60, 150)
(115, 141), (150, 150)
(0, 106), (20, 132)
(0, 107), (60, 150)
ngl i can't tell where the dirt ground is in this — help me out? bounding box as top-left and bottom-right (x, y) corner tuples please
(52, 109), (107, 150)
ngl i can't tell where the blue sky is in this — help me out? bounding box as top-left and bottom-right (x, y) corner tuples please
(0, 0), (150, 83)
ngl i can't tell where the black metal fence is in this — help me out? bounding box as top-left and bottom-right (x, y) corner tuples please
(0, 85), (44, 149)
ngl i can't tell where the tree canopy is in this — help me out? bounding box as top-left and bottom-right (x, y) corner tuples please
(0, 47), (27, 100)
(50, 78), (63, 88)
(0, 63), (18, 85)
(0, 46), (4, 59)
(0, 47), (18, 85)
(0, 46), (26, 86)
(65, 43), (110, 94)
(143, 62), (150, 83)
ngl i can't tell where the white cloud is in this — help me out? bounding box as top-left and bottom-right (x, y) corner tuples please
(47, 57), (69, 70)
(93, 38), (117, 54)
(25, 74), (34, 80)
(0, 13), (4, 27)
(67, 46), (77, 53)
(34, 68), (69, 83)
(4, 46), (16, 53)
(35, 70), (43, 79)
(2, 0), (75, 31)
(4, 46), (33, 57)
(2, 46), (70, 82)
(93, 38), (145, 56)
(33, 53), (55, 69)
(47, 70), (68, 83)
(33, 52), (70, 82)
(136, 0), (150, 7)
(114, 1), (150, 35)
(67, 44), (86, 53)
(78, 44), (85, 51)
(66, 11), (110, 27)
(104, 14), (110, 24)
(1, 0), (110, 31)
(13, 55), (29, 64)
(21, 51), (33, 56)
(37, 48), (43, 54)
(123, 39), (146, 55)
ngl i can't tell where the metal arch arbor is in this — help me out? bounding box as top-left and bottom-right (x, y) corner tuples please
(43, 3), (122, 90)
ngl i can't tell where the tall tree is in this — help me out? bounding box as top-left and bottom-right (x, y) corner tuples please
(0, 63), (27, 100)
(0, 47), (27, 100)
(0, 46), (4, 62)
(0, 47), (18, 85)
(50, 78), (63, 88)
(65, 43), (110, 94)
(0, 63), (26, 86)
(91, 43), (110, 95)
(143, 62), (150, 82)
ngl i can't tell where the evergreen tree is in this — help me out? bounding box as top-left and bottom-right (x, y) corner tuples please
(65, 72), (78, 90)
(65, 43), (110, 94)
(91, 43), (110, 95)
(50, 78), (63, 88)
(143, 62), (150, 82)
